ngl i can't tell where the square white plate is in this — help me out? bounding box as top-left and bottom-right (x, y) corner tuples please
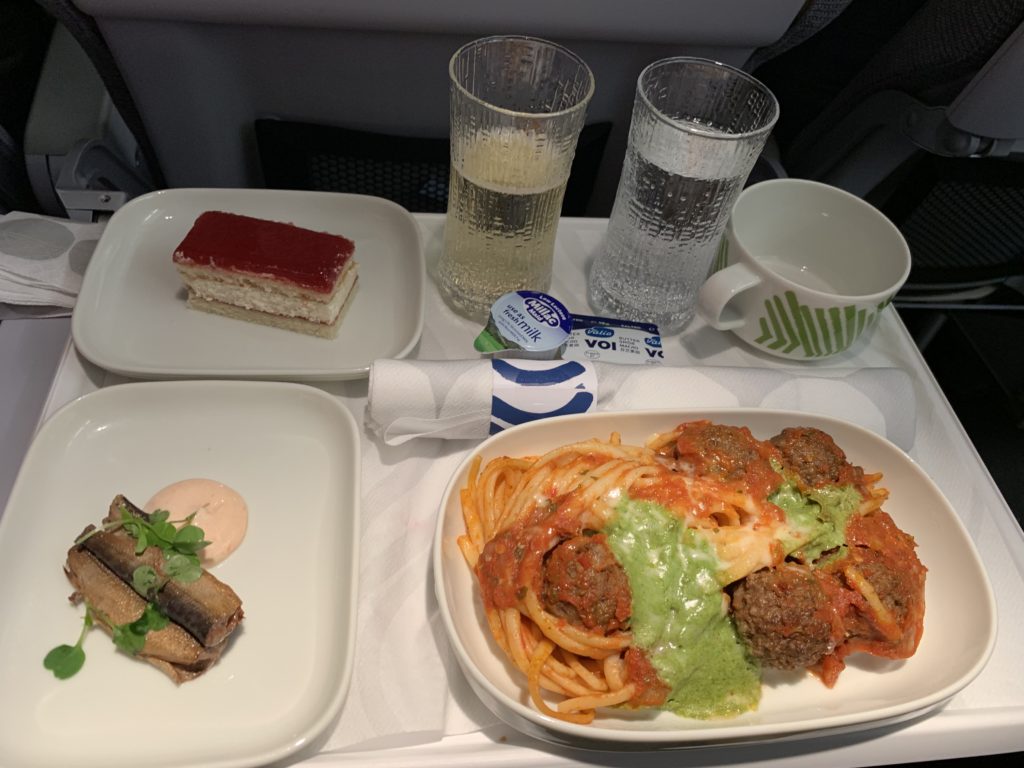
(434, 409), (997, 749)
(0, 381), (360, 768)
(72, 188), (424, 380)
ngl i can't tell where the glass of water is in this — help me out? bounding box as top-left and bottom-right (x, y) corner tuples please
(436, 36), (595, 323)
(587, 57), (778, 335)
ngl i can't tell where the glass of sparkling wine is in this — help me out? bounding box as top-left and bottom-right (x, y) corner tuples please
(587, 58), (778, 335)
(436, 35), (595, 322)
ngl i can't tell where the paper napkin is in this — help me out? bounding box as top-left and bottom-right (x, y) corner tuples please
(0, 211), (106, 313)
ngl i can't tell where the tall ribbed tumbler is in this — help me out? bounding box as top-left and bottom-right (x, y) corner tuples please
(435, 36), (595, 322)
(587, 58), (778, 335)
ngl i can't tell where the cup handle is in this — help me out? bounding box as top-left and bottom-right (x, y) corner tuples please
(697, 263), (762, 330)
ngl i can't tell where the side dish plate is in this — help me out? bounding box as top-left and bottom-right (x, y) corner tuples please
(72, 188), (424, 380)
(0, 381), (360, 768)
(433, 409), (997, 749)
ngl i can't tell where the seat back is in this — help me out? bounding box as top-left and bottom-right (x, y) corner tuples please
(752, 0), (1024, 308)
(0, 0), (55, 213)
(48, 0), (806, 215)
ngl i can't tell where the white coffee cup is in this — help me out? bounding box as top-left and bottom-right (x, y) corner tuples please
(697, 178), (911, 360)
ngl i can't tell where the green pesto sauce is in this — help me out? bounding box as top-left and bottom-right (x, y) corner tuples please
(605, 499), (761, 719)
(770, 479), (863, 563)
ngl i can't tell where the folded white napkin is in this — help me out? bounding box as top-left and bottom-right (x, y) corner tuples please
(367, 359), (917, 451)
(0, 211), (105, 311)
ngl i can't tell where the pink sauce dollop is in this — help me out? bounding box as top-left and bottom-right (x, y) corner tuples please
(144, 478), (248, 567)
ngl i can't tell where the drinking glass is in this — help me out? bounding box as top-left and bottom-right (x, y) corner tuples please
(587, 57), (778, 335)
(435, 35), (595, 323)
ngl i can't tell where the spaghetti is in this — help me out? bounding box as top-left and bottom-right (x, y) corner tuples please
(457, 420), (926, 723)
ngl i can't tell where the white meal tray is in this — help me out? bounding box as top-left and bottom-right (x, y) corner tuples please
(27, 214), (1024, 767)
(32, 339), (1024, 768)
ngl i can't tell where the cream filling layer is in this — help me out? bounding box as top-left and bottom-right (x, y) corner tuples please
(185, 263), (357, 323)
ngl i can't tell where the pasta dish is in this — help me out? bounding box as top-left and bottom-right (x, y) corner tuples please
(456, 420), (926, 723)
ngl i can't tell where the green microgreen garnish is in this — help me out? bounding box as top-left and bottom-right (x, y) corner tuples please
(74, 505), (210, 589)
(132, 564), (160, 595)
(163, 553), (202, 583)
(111, 603), (169, 655)
(43, 608), (93, 679)
(48, 503), (212, 680)
(75, 506), (210, 556)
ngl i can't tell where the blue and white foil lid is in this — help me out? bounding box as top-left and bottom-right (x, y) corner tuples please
(474, 291), (573, 359)
(366, 359), (917, 450)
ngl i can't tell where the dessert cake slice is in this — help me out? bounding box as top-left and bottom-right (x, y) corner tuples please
(172, 210), (358, 339)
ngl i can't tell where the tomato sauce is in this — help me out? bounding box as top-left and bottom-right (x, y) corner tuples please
(673, 421), (783, 499)
(624, 647), (670, 707)
(811, 510), (926, 684)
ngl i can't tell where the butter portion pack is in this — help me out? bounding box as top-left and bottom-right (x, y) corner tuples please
(562, 314), (663, 365)
(474, 291), (663, 365)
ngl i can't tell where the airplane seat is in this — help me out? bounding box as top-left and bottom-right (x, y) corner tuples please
(0, 0), (55, 214)
(750, 0), (1024, 422)
(10, 1), (161, 221)
(26, 0), (808, 216)
(23, 26), (159, 222)
(252, 117), (614, 217)
(750, 0), (1024, 320)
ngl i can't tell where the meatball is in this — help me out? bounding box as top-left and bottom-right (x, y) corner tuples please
(731, 564), (833, 670)
(837, 547), (919, 642)
(675, 421), (773, 483)
(856, 555), (913, 624)
(541, 534), (631, 634)
(771, 427), (864, 489)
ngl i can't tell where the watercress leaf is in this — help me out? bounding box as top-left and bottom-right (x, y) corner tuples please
(164, 552), (202, 583)
(132, 565), (159, 595)
(43, 644), (86, 679)
(149, 520), (178, 546)
(172, 540), (210, 557)
(173, 539), (210, 556)
(149, 509), (170, 525)
(173, 525), (209, 554)
(143, 603), (169, 632)
(122, 517), (144, 541)
(133, 529), (149, 555)
(174, 524), (205, 544)
(111, 624), (146, 655)
(129, 605), (165, 634)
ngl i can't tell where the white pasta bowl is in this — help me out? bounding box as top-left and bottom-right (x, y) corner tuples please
(432, 408), (997, 749)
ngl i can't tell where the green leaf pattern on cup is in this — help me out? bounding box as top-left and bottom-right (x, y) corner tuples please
(754, 291), (895, 357)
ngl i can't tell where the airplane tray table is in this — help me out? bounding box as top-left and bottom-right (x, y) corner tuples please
(19, 215), (1024, 767)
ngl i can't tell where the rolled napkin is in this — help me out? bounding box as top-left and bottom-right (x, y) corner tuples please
(0, 211), (105, 311)
(366, 359), (917, 451)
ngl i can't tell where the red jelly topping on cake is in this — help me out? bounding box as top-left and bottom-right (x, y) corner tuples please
(172, 211), (355, 294)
